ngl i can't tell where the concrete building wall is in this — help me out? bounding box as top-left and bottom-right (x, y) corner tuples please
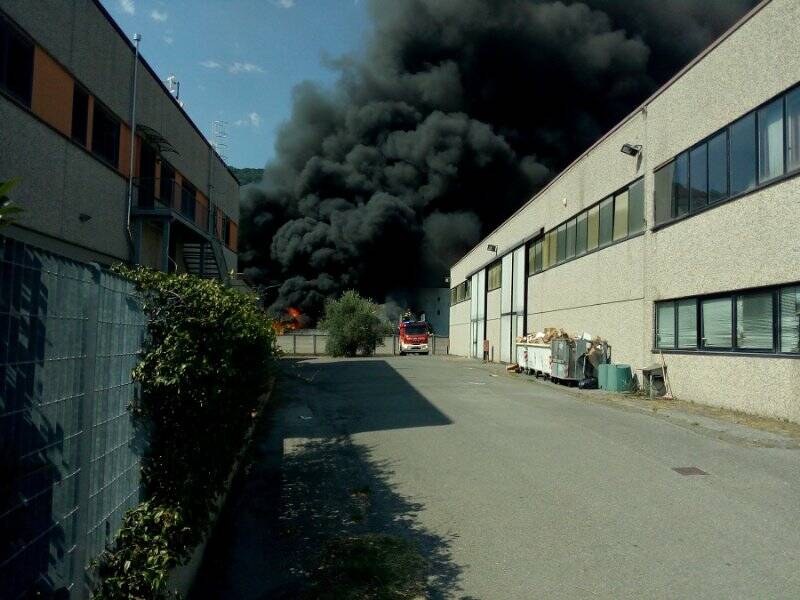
(0, 0), (240, 268)
(449, 0), (800, 422)
(450, 301), (470, 358)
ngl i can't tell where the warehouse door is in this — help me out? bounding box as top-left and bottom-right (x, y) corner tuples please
(512, 245), (526, 358)
(500, 252), (514, 362)
(469, 270), (485, 358)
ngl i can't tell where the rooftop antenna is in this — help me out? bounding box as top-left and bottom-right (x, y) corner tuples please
(211, 120), (228, 162)
(166, 73), (184, 107)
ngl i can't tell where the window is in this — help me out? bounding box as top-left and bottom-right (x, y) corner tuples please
(689, 143), (708, 211)
(758, 98), (785, 183)
(575, 211), (588, 255)
(654, 161), (675, 226)
(677, 299), (697, 349)
(736, 292), (773, 350)
(542, 232), (552, 269)
(780, 286), (800, 353)
(182, 180), (197, 221)
(455, 282), (465, 303)
(464, 279), (471, 301)
(533, 239), (543, 273)
(612, 190), (628, 241)
(487, 261), (501, 291)
(0, 17), (34, 106)
(160, 162), (176, 206)
(656, 284), (799, 355)
(656, 302), (675, 349)
(527, 242), (536, 276)
(598, 197), (613, 246)
(628, 179), (644, 234)
(702, 297), (732, 348)
(565, 218), (576, 259)
(708, 130), (728, 203)
(556, 223), (566, 262)
(450, 287), (457, 306)
(548, 230), (557, 268)
(788, 88), (800, 174)
(91, 103), (120, 167)
(587, 204), (599, 250)
(71, 86), (89, 146)
(673, 152), (690, 217)
(730, 113), (756, 195)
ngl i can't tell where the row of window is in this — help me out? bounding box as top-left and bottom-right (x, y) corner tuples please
(655, 85), (800, 226)
(527, 178), (645, 275)
(0, 15), (33, 106)
(449, 279), (472, 306)
(656, 284), (799, 354)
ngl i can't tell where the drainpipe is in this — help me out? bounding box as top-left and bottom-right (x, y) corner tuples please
(126, 33), (142, 263)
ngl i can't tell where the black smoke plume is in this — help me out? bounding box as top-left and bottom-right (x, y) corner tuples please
(240, 0), (757, 318)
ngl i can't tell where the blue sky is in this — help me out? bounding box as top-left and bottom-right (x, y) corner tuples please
(100, 0), (369, 168)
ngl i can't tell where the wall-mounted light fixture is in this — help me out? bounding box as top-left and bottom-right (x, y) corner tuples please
(620, 143), (642, 157)
(487, 244), (498, 254)
(443, 276), (450, 285)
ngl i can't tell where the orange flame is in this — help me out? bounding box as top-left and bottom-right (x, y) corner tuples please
(272, 306), (305, 335)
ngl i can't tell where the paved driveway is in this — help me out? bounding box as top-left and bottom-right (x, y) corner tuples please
(194, 356), (800, 599)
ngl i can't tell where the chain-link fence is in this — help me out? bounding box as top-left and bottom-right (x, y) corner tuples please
(0, 236), (146, 599)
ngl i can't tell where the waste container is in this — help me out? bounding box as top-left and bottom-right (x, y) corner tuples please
(605, 364), (633, 391)
(598, 363), (610, 389)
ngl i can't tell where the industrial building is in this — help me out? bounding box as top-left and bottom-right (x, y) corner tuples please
(449, 0), (800, 422)
(0, 0), (239, 279)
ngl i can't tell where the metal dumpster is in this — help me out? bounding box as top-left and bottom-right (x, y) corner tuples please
(516, 343), (551, 376)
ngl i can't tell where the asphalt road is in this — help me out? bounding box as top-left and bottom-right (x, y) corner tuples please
(194, 356), (800, 599)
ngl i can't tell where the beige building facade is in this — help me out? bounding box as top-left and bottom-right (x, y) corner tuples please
(449, 0), (800, 422)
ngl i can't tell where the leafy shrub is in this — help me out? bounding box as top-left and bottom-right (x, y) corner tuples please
(0, 179), (23, 228)
(321, 290), (384, 357)
(94, 268), (276, 599)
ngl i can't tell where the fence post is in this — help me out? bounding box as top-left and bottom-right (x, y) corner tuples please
(312, 334), (316, 356)
(432, 335), (436, 355)
(293, 334), (297, 355)
(72, 264), (101, 599)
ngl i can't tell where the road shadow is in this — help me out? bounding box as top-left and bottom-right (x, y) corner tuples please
(192, 358), (465, 599)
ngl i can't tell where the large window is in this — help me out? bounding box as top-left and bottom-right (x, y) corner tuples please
(628, 179), (644, 234)
(534, 238), (543, 273)
(780, 286), (800, 353)
(654, 161), (675, 226)
(708, 130), (728, 203)
(587, 204), (599, 250)
(673, 152), (690, 217)
(0, 16), (34, 106)
(758, 98), (785, 183)
(576, 211), (588, 255)
(729, 113), (756, 196)
(556, 223), (566, 263)
(689, 143), (707, 211)
(451, 279), (470, 304)
(565, 218), (576, 259)
(656, 284), (800, 355)
(788, 88), (800, 174)
(487, 261), (502, 291)
(612, 190), (628, 241)
(598, 197), (613, 246)
(71, 85), (89, 146)
(91, 102), (120, 167)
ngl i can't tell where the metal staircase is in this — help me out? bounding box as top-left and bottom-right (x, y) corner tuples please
(181, 240), (228, 281)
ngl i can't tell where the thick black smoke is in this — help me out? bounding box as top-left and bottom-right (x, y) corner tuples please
(240, 0), (756, 317)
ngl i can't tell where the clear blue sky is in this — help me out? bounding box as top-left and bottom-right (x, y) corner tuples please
(99, 0), (369, 169)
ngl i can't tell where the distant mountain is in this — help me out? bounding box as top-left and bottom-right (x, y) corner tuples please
(230, 167), (263, 186)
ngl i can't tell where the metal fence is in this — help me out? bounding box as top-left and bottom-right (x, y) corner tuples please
(0, 236), (146, 599)
(277, 332), (449, 356)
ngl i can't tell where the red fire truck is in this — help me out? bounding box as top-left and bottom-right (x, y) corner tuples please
(398, 320), (430, 355)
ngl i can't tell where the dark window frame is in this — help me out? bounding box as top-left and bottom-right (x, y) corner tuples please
(91, 99), (121, 168)
(654, 282), (799, 357)
(71, 83), (90, 146)
(653, 81), (800, 232)
(0, 13), (34, 107)
(487, 260), (502, 291)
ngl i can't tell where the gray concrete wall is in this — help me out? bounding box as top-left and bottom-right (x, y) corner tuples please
(0, 0), (240, 265)
(449, 0), (800, 422)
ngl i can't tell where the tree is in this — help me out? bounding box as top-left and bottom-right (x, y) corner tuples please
(0, 179), (23, 228)
(321, 290), (384, 357)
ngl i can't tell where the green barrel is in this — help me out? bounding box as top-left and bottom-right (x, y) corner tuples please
(598, 363), (609, 389)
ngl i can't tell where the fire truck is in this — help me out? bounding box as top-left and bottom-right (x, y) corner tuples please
(398, 319), (430, 355)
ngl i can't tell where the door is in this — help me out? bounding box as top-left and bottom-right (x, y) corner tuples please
(500, 252), (514, 363)
(469, 270), (486, 358)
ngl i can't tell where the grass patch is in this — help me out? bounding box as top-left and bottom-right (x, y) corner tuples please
(305, 534), (427, 599)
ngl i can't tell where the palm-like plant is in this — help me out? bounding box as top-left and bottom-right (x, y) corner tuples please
(0, 179), (22, 228)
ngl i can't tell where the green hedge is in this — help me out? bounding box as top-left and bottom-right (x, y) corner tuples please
(94, 268), (276, 599)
